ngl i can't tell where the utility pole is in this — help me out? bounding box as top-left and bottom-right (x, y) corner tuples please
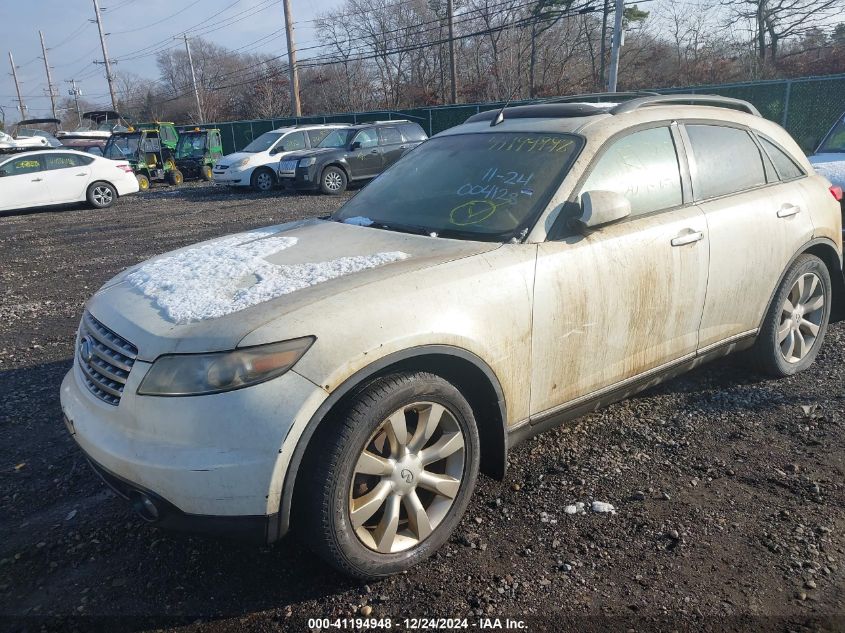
(182, 34), (203, 123)
(607, 0), (624, 92)
(447, 0), (457, 103)
(39, 31), (58, 120)
(281, 0), (302, 117)
(92, 0), (118, 111)
(598, 0), (609, 90)
(66, 79), (83, 126)
(8, 52), (26, 118)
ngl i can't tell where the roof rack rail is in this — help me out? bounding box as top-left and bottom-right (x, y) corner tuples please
(370, 119), (409, 124)
(543, 91), (661, 104)
(610, 94), (760, 116)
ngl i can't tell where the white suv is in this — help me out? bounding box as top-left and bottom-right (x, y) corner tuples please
(211, 124), (348, 191)
(60, 95), (843, 579)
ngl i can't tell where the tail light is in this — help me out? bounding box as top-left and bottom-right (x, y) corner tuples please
(830, 185), (843, 202)
(116, 163), (133, 174)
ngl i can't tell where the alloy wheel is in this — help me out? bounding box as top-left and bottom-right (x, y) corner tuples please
(349, 402), (465, 554)
(256, 172), (272, 190)
(93, 186), (113, 206)
(325, 171), (343, 192)
(778, 272), (825, 363)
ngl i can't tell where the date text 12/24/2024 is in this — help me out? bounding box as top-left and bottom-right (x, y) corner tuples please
(306, 617), (528, 629)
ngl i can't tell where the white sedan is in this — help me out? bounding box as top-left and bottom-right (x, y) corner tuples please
(0, 149), (139, 212)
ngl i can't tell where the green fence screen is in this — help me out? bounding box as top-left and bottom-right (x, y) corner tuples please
(181, 73), (845, 155)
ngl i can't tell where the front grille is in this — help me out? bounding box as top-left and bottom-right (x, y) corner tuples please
(278, 159), (298, 173)
(76, 312), (138, 406)
(214, 164), (229, 171)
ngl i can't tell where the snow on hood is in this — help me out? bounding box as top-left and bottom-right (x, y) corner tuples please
(810, 155), (845, 187)
(125, 228), (409, 324)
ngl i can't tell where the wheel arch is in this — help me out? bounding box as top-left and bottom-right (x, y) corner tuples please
(802, 239), (844, 322)
(278, 345), (508, 537)
(323, 161), (351, 181)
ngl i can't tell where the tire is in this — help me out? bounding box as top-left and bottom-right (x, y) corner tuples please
(299, 372), (480, 579)
(86, 182), (116, 209)
(201, 165), (213, 181)
(251, 168), (275, 192)
(320, 166), (347, 195)
(750, 253), (832, 377)
(166, 169), (184, 186)
(136, 174), (150, 192)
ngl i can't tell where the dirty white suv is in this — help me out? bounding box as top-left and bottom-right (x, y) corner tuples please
(60, 94), (844, 579)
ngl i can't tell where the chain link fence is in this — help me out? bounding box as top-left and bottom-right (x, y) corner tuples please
(183, 73), (845, 156)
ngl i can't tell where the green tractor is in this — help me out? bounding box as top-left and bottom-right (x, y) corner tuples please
(102, 122), (183, 191)
(174, 127), (224, 181)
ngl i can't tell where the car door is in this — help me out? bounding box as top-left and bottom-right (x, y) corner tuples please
(0, 154), (52, 209)
(377, 126), (405, 168)
(42, 152), (92, 202)
(530, 124), (709, 416)
(348, 129), (382, 178)
(682, 123), (816, 349)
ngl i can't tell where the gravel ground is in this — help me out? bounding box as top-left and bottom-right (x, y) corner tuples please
(1, 181), (844, 633)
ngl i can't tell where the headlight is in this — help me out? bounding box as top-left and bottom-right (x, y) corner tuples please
(299, 157), (317, 167)
(233, 157), (250, 169)
(137, 337), (315, 396)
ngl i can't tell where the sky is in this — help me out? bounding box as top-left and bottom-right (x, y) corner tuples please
(0, 0), (336, 122)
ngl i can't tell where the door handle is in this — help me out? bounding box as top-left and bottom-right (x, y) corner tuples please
(76, 173), (87, 177)
(31, 177), (43, 182)
(671, 230), (704, 246)
(399, 144), (409, 149)
(777, 204), (801, 218)
(370, 149), (379, 154)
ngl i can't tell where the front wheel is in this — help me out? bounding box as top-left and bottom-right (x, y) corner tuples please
(87, 182), (116, 209)
(251, 168), (275, 192)
(166, 169), (184, 186)
(299, 372), (480, 579)
(136, 174), (150, 191)
(751, 253), (831, 376)
(320, 166), (347, 195)
(201, 165), (213, 181)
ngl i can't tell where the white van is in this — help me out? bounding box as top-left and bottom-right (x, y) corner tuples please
(212, 124), (348, 191)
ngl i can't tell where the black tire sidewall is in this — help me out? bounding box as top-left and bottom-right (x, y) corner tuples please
(320, 166), (347, 195)
(87, 182), (116, 208)
(756, 254), (832, 376)
(312, 373), (480, 578)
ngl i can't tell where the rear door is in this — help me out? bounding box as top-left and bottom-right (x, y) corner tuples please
(0, 155), (51, 209)
(377, 126), (405, 168)
(684, 123), (816, 349)
(531, 124), (709, 415)
(42, 152), (92, 201)
(348, 129), (382, 178)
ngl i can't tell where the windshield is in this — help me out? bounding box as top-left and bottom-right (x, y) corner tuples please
(176, 133), (206, 158)
(104, 134), (140, 160)
(242, 131), (283, 153)
(819, 117), (845, 153)
(318, 129), (353, 148)
(333, 132), (583, 241)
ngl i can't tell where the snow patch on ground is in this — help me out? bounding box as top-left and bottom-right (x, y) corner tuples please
(563, 501), (616, 515)
(343, 216), (374, 226)
(126, 228), (409, 323)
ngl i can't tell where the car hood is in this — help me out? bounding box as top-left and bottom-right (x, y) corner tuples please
(217, 151), (257, 167)
(86, 218), (500, 360)
(810, 154), (845, 188)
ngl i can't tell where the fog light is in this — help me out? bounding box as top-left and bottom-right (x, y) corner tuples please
(131, 492), (160, 521)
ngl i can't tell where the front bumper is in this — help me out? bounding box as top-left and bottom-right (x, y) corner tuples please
(278, 165), (319, 191)
(211, 167), (250, 185)
(60, 354), (327, 541)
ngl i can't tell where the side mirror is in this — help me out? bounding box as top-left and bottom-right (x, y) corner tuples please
(0, 169), (6, 177)
(350, 141), (361, 151)
(578, 190), (631, 229)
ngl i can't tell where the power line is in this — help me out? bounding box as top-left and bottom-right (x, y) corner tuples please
(110, 0), (206, 35)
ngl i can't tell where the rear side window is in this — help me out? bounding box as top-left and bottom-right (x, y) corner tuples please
(686, 125), (766, 199)
(378, 127), (402, 145)
(759, 137), (804, 181)
(45, 153), (92, 169)
(581, 126), (683, 216)
(400, 123), (427, 142)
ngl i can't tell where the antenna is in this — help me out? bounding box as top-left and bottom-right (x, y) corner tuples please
(490, 83), (522, 127)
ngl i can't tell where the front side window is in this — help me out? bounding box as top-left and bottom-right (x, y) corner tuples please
(242, 132), (284, 153)
(760, 137), (804, 181)
(686, 124), (766, 199)
(280, 131), (306, 152)
(353, 129), (378, 149)
(1, 155), (45, 176)
(580, 126), (683, 216)
(318, 129), (353, 148)
(818, 116), (845, 153)
(334, 132), (583, 241)
(378, 127), (402, 145)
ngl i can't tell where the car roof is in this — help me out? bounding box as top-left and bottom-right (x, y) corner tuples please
(0, 148), (101, 161)
(270, 123), (351, 132)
